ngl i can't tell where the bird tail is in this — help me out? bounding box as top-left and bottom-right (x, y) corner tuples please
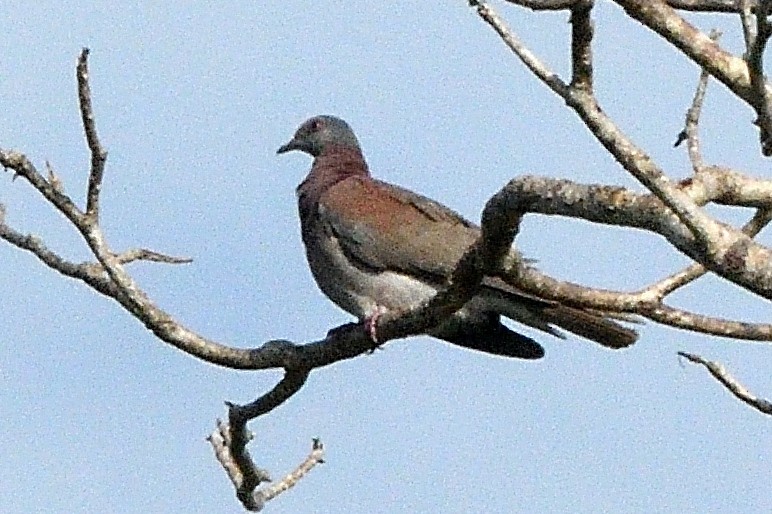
(542, 306), (638, 349)
(436, 320), (545, 359)
(477, 284), (638, 350)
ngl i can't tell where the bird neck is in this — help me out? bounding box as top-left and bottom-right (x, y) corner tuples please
(296, 146), (370, 222)
(313, 145), (369, 178)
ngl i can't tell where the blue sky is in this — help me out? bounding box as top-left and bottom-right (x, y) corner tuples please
(0, 2), (770, 513)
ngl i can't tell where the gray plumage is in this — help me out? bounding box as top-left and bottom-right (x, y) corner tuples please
(277, 115), (638, 359)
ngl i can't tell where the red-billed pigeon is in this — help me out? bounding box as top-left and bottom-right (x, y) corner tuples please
(277, 115), (637, 359)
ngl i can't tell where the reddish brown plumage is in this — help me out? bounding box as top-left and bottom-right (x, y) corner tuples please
(282, 115), (638, 358)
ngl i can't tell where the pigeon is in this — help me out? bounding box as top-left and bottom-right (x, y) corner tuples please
(277, 115), (637, 359)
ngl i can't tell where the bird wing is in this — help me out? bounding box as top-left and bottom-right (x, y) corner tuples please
(317, 176), (637, 349)
(317, 176), (481, 284)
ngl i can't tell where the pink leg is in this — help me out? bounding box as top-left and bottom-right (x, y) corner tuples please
(363, 305), (388, 345)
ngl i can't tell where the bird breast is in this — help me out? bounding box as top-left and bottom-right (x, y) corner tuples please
(303, 225), (438, 319)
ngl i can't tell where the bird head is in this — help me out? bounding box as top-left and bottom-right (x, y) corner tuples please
(277, 115), (361, 157)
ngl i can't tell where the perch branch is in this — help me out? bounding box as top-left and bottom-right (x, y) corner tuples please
(4, 49), (531, 510)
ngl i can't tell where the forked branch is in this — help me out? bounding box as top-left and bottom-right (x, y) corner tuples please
(0, 49), (536, 510)
(4, 5), (772, 505)
(469, 1), (772, 413)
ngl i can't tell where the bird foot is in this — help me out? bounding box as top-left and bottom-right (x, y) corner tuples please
(363, 306), (388, 352)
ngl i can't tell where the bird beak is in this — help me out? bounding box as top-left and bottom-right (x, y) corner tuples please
(276, 138), (300, 154)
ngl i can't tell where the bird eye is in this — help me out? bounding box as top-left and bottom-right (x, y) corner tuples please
(309, 119), (322, 132)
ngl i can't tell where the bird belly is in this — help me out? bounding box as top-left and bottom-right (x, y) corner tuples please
(304, 232), (437, 319)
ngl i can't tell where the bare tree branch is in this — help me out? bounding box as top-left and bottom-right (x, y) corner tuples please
(746, 1), (772, 154)
(213, 369), (316, 510)
(227, 370), (311, 469)
(503, 0), (757, 13)
(473, 2), (707, 237)
(612, 0), (772, 156)
(45, 160), (65, 194)
(656, 33), (771, 300)
(76, 48), (107, 218)
(256, 439), (324, 506)
(112, 248), (193, 265)
(3, 0), (772, 505)
(466, 1), (772, 417)
(679, 352), (772, 415)
(645, 306), (772, 339)
(208, 418), (324, 512)
(672, 0), (757, 11)
(612, 0), (753, 101)
(3, 48), (535, 508)
(502, 0), (578, 9)
(643, 207), (772, 299)
(740, 0), (756, 49)
(471, 2), (569, 97)
(471, 1), (772, 300)
(462, 9), (772, 324)
(0, 207), (115, 293)
(674, 29), (721, 172)
(480, 177), (772, 340)
(569, 0), (594, 92)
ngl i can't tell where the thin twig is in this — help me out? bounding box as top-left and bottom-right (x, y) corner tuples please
(45, 160), (65, 194)
(472, 2), (570, 97)
(0, 150), (85, 224)
(570, 0), (594, 92)
(674, 29), (721, 172)
(77, 48), (108, 218)
(0, 221), (113, 292)
(679, 351), (772, 415)
(645, 304), (772, 339)
(503, 0), (577, 9)
(613, 0), (772, 157)
(209, 419), (318, 512)
(114, 248), (193, 265)
(258, 439), (324, 507)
